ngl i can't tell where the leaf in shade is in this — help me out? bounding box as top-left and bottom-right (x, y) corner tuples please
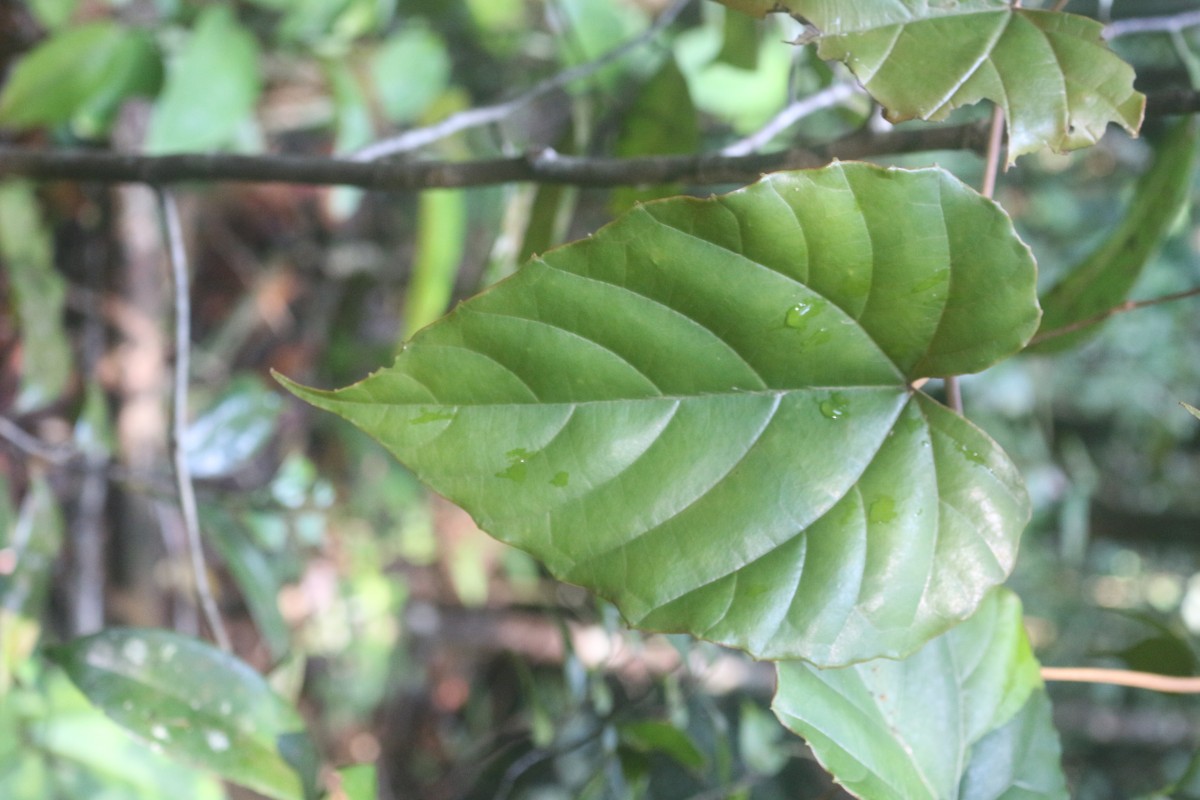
(48, 629), (319, 800)
(281, 162), (1039, 666)
(773, 589), (1068, 800)
(711, 0), (1143, 162)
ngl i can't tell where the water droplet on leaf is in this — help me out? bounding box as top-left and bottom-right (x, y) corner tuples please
(550, 471), (570, 488)
(785, 302), (814, 329)
(869, 497), (897, 524)
(819, 393), (850, 420)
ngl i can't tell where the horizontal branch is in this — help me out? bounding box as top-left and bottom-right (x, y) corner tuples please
(0, 125), (990, 190)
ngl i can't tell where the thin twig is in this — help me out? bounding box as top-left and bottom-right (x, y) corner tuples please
(1105, 10), (1200, 40)
(721, 83), (863, 156)
(0, 415), (74, 464)
(352, 0), (691, 162)
(1042, 666), (1200, 694)
(157, 188), (230, 652)
(1028, 286), (1200, 346)
(0, 123), (993, 190)
(981, 104), (1005, 198)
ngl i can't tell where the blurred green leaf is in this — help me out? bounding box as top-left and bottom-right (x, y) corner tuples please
(716, 10), (759, 70)
(370, 26), (451, 125)
(27, 0), (78, 30)
(282, 163), (1038, 665)
(147, 6), (261, 154)
(619, 720), (706, 772)
(674, 15), (792, 133)
(402, 188), (466, 339)
(773, 590), (1067, 800)
(184, 375), (283, 480)
(267, 0), (395, 46)
(204, 509), (292, 660)
(610, 55), (699, 214)
(48, 629), (319, 800)
(1, 476), (64, 625)
(1185, 402), (1200, 421)
(0, 182), (72, 411)
(738, 702), (788, 777)
(0, 23), (158, 132)
(336, 764), (377, 800)
(0, 661), (225, 800)
(1031, 119), (1198, 352)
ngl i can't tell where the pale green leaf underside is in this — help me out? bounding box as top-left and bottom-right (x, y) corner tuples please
(773, 589), (1069, 800)
(283, 163), (1039, 665)
(716, 1), (1143, 162)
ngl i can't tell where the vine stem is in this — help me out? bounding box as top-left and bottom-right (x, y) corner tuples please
(1028, 286), (1200, 345)
(1041, 667), (1200, 694)
(157, 189), (231, 652)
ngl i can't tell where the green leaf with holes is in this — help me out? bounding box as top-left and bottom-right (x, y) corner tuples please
(713, 0), (1143, 162)
(773, 589), (1068, 800)
(48, 629), (319, 800)
(281, 162), (1039, 666)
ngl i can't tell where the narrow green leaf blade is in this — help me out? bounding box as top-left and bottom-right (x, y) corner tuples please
(773, 589), (1068, 800)
(281, 163), (1039, 665)
(48, 629), (319, 800)
(1030, 119), (1198, 352)
(1185, 402), (1200, 421)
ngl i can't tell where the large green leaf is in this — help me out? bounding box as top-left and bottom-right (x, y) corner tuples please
(773, 589), (1068, 800)
(1030, 119), (1197, 352)
(48, 629), (319, 800)
(281, 162), (1039, 665)
(713, 1), (1143, 162)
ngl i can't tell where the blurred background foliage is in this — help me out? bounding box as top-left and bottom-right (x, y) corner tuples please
(0, 0), (1199, 798)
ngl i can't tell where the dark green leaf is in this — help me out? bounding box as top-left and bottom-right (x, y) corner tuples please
(1031, 119), (1197, 352)
(773, 590), (1067, 800)
(619, 720), (706, 771)
(282, 162), (1039, 665)
(611, 55), (700, 214)
(146, 6), (261, 153)
(48, 629), (319, 800)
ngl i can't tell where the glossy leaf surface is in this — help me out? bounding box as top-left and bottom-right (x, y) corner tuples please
(49, 629), (319, 800)
(773, 589), (1068, 799)
(1031, 119), (1197, 352)
(713, 0), (1143, 162)
(283, 163), (1039, 665)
